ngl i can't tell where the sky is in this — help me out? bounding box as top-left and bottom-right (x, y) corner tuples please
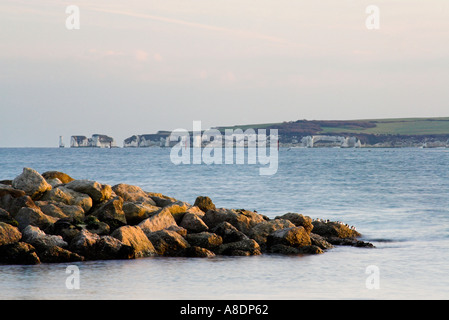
(0, 0), (448, 147)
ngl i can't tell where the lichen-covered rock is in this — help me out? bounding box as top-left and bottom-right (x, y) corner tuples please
(267, 226), (311, 248)
(12, 168), (52, 200)
(275, 213), (313, 234)
(193, 196), (216, 212)
(0, 222), (22, 246)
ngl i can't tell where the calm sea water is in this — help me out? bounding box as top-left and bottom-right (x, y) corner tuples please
(0, 147), (448, 299)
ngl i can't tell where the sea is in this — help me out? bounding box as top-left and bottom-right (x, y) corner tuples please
(0, 147), (448, 300)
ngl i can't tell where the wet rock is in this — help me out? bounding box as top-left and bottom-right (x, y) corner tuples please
(184, 246), (215, 258)
(146, 229), (190, 257)
(12, 168), (52, 200)
(111, 225), (157, 258)
(0, 242), (40, 265)
(310, 233), (334, 250)
(0, 222), (22, 246)
(65, 180), (112, 203)
(185, 232), (223, 251)
(193, 196), (216, 213)
(217, 239), (261, 256)
(312, 221), (361, 239)
(275, 213), (313, 234)
(267, 226), (311, 248)
(39, 246), (84, 263)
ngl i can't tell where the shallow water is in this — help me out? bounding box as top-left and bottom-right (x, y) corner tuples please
(0, 147), (448, 299)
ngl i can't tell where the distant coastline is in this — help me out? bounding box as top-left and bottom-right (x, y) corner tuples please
(65, 117), (449, 149)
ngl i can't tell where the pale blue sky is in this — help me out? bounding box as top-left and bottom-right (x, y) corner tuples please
(1, 0), (448, 147)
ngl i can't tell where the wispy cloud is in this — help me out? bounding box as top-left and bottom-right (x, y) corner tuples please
(88, 6), (305, 48)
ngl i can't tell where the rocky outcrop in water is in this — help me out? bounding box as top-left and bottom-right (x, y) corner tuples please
(0, 168), (373, 264)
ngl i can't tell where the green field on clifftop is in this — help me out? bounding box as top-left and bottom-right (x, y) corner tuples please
(217, 117), (449, 136)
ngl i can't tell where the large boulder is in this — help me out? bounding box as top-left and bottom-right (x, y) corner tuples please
(184, 246), (215, 258)
(41, 186), (92, 213)
(275, 213), (313, 234)
(311, 221), (361, 239)
(65, 180), (112, 203)
(12, 168), (52, 199)
(21, 225), (68, 251)
(160, 201), (190, 224)
(122, 202), (160, 225)
(211, 222), (249, 243)
(112, 184), (156, 205)
(14, 207), (57, 231)
(267, 226), (311, 248)
(0, 242), (40, 265)
(185, 232), (223, 251)
(91, 196), (127, 230)
(0, 222), (21, 246)
(179, 212), (209, 233)
(36, 201), (84, 222)
(138, 208), (177, 235)
(248, 219), (295, 248)
(41, 171), (75, 184)
(202, 208), (265, 235)
(193, 196), (216, 212)
(69, 229), (135, 260)
(111, 225), (157, 258)
(39, 246), (84, 263)
(146, 229), (190, 257)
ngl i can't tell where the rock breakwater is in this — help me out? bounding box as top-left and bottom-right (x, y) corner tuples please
(0, 168), (373, 264)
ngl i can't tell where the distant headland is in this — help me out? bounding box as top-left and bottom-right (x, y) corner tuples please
(67, 117), (449, 148)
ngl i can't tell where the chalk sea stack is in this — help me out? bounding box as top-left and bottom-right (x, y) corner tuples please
(0, 168), (374, 265)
